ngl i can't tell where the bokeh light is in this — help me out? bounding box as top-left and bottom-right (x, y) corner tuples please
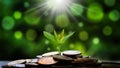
(109, 10), (120, 22)
(0, 0), (120, 60)
(44, 24), (54, 32)
(92, 37), (100, 45)
(26, 29), (37, 41)
(13, 11), (22, 20)
(45, 40), (50, 45)
(24, 14), (41, 25)
(78, 22), (84, 27)
(79, 31), (89, 41)
(47, 47), (51, 51)
(24, 2), (30, 8)
(70, 4), (84, 16)
(103, 26), (112, 36)
(87, 3), (104, 22)
(14, 31), (23, 39)
(55, 14), (69, 28)
(2, 16), (15, 30)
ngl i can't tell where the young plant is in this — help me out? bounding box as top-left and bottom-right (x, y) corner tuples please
(43, 29), (74, 54)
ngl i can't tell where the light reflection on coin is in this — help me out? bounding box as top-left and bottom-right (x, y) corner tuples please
(62, 50), (81, 58)
(25, 59), (32, 63)
(36, 55), (42, 58)
(31, 59), (38, 63)
(42, 51), (59, 57)
(8, 59), (26, 66)
(13, 64), (25, 67)
(62, 50), (81, 55)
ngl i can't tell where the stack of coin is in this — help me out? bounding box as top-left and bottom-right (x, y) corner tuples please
(62, 50), (82, 58)
(72, 58), (98, 64)
(53, 55), (73, 63)
(2, 59), (27, 68)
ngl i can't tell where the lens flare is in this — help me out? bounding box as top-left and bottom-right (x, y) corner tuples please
(45, 0), (74, 13)
(28, 0), (76, 15)
(26, 0), (84, 22)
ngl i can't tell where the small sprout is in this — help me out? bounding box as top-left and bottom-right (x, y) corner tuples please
(43, 29), (74, 54)
(54, 29), (65, 44)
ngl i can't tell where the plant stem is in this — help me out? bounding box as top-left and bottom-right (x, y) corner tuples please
(58, 44), (61, 54)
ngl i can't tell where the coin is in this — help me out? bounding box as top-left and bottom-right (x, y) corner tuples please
(8, 59), (26, 66)
(36, 55), (42, 58)
(38, 57), (57, 65)
(62, 50), (81, 58)
(25, 59), (32, 63)
(31, 59), (38, 63)
(53, 55), (73, 61)
(42, 51), (59, 57)
(73, 58), (98, 64)
(13, 64), (25, 67)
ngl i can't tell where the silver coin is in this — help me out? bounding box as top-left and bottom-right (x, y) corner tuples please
(8, 59), (26, 66)
(13, 64), (25, 67)
(62, 50), (81, 56)
(42, 51), (59, 57)
(31, 59), (38, 63)
(25, 59), (32, 63)
(36, 55), (42, 58)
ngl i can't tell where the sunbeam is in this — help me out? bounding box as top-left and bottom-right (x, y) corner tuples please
(45, 0), (74, 13)
(25, 0), (86, 23)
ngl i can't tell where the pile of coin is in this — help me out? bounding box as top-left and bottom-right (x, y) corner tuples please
(3, 50), (99, 68)
(2, 59), (31, 68)
(37, 50), (98, 65)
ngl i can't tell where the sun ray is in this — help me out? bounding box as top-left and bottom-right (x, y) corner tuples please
(25, 0), (88, 23)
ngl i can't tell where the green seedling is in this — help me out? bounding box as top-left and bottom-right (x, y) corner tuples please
(43, 29), (74, 54)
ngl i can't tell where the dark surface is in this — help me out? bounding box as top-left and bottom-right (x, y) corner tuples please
(1, 61), (120, 68)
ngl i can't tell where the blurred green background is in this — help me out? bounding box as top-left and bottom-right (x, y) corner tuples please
(0, 0), (120, 60)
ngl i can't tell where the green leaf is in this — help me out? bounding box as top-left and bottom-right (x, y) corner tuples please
(43, 31), (56, 42)
(59, 37), (65, 44)
(64, 32), (75, 41)
(54, 30), (58, 40)
(61, 29), (64, 38)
